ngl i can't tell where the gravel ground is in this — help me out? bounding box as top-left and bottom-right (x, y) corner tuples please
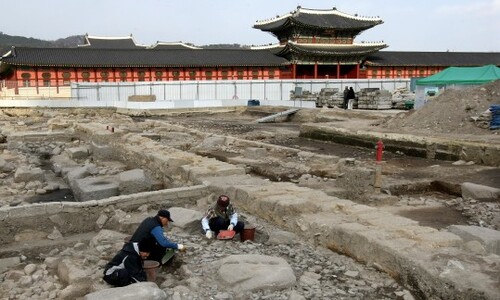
(1, 103), (498, 299)
(135, 213), (412, 300)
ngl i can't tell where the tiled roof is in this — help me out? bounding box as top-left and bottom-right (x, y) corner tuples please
(149, 42), (202, 50)
(254, 7), (383, 32)
(365, 51), (500, 67)
(80, 35), (144, 49)
(259, 42), (387, 64)
(0, 47), (289, 68)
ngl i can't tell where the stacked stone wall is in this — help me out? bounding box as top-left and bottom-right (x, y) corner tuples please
(357, 88), (392, 110)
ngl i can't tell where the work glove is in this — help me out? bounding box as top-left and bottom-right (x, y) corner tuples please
(177, 244), (186, 251)
(205, 230), (213, 239)
(227, 224), (234, 231)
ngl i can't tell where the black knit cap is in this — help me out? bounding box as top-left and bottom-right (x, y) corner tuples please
(138, 237), (155, 253)
(157, 209), (174, 222)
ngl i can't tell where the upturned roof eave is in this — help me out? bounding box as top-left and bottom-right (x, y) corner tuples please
(254, 7), (383, 29)
(292, 19), (382, 32)
(284, 42), (388, 56)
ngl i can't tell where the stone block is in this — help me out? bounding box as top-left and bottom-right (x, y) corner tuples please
(73, 176), (119, 201)
(118, 169), (152, 195)
(50, 154), (78, 175)
(216, 254), (296, 292)
(356, 211), (419, 228)
(66, 146), (89, 160)
(84, 282), (166, 300)
(168, 207), (203, 229)
(449, 225), (500, 255)
(0, 257), (21, 273)
(14, 167), (45, 183)
(415, 231), (463, 248)
(57, 259), (92, 284)
(65, 167), (93, 189)
(461, 182), (500, 202)
(243, 147), (268, 159)
(90, 141), (114, 160)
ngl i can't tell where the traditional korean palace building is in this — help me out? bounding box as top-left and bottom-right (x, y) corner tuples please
(1, 6), (499, 93)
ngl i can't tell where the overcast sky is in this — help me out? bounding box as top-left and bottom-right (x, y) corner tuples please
(3, 0), (499, 52)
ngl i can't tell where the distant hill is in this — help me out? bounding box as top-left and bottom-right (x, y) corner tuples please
(0, 32), (84, 55)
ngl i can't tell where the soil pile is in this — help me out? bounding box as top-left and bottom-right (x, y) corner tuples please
(383, 80), (500, 136)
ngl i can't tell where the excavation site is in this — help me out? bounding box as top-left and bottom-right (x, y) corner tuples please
(0, 82), (499, 300)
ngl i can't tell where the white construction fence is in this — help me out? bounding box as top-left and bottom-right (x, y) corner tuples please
(0, 79), (410, 109)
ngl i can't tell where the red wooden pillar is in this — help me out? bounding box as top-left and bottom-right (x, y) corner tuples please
(14, 68), (19, 95)
(356, 63), (360, 79)
(336, 61), (340, 79)
(35, 67), (39, 95)
(314, 63), (318, 79)
(292, 64), (297, 79)
(55, 67), (60, 94)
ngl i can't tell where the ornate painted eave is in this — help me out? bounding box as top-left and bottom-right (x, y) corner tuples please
(276, 41), (387, 56)
(254, 6), (383, 32)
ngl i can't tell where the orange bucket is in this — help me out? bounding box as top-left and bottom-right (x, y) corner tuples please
(143, 260), (160, 282)
(240, 225), (256, 242)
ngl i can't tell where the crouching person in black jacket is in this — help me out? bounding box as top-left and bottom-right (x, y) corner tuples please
(103, 237), (154, 287)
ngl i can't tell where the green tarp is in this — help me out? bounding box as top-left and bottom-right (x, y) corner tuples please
(416, 64), (500, 86)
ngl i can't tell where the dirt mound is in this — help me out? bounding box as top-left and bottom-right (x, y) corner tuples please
(383, 80), (500, 135)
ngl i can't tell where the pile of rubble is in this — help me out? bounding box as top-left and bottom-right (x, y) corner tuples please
(383, 80), (500, 135)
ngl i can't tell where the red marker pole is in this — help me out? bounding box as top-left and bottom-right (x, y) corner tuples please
(376, 140), (384, 162)
(374, 140), (384, 193)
